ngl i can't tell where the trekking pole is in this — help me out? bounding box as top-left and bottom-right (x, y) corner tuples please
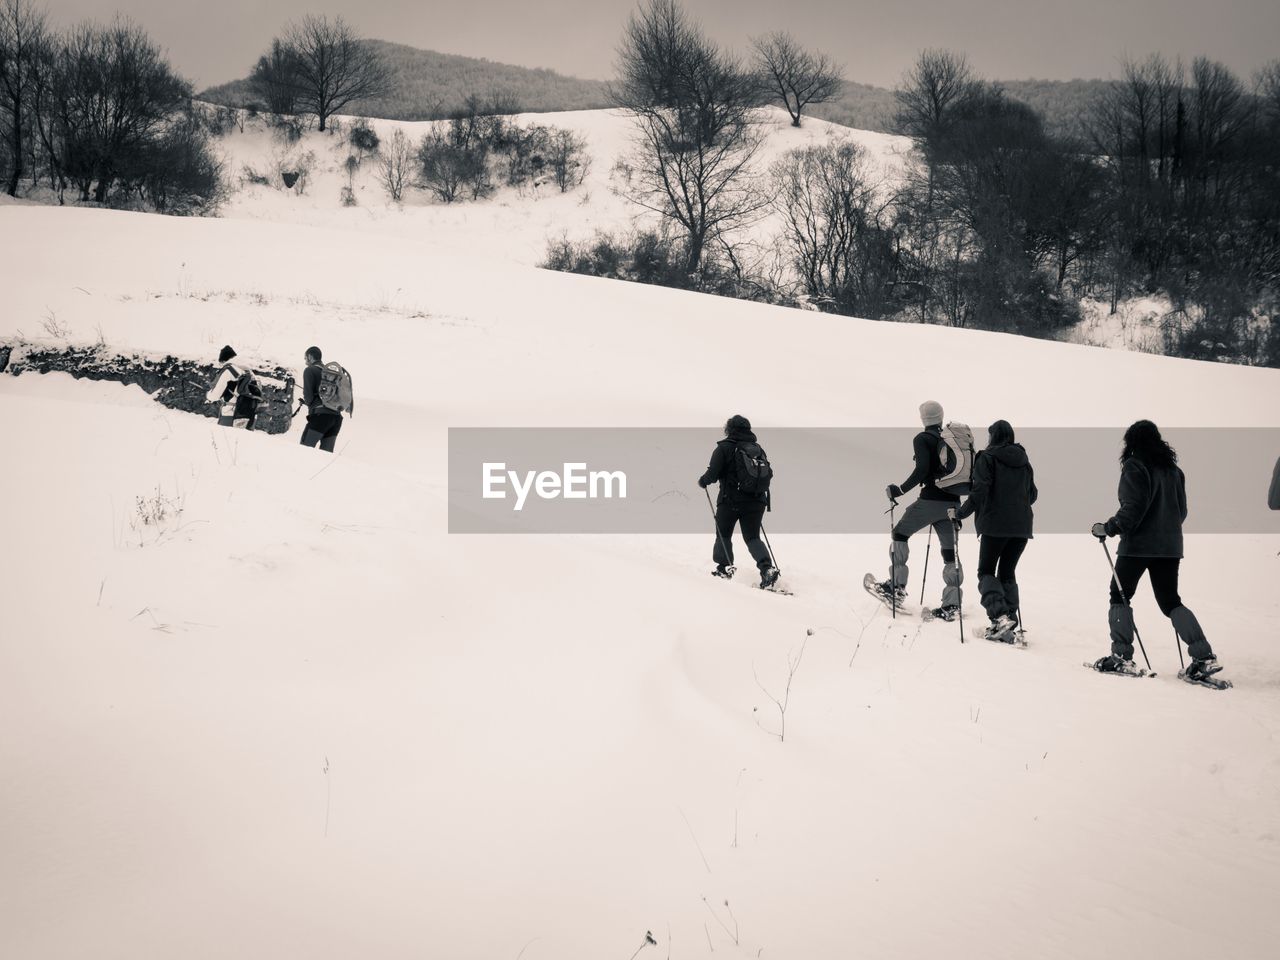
(760, 522), (780, 574)
(949, 509), (964, 644)
(704, 487), (736, 576)
(1099, 538), (1152, 671)
(886, 495), (899, 619)
(919, 526), (932, 605)
(1172, 628), (1186, 670)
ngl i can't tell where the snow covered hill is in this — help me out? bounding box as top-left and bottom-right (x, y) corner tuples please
(2, 204), (1279, 960)
(211, 105), (910, 267)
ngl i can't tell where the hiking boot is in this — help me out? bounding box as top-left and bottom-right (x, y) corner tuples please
(712, 564), (736, 580)
(760, 566), (781, 589)
(1185, 657), (1223, 679)
(1093, 653), (1135, 673)
(877, 580), (907, 603)
(986, 614), (1018, 641)
(928, 604), (960, 622)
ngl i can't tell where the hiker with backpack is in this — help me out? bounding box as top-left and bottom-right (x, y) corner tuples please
(1089, 420), (1222, 682)
(298, 346), (354, 452)
(867, 401), (973, 619)
(955, 420), (1037, 642)
(205, 345), (262, 430)
(697, 414), (780, 589)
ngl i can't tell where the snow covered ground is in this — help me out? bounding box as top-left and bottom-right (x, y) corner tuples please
(213, 106), (911, 269)
(3, 199), (1279, 960)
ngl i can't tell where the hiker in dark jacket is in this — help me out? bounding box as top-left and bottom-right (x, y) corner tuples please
(872, 400), (965, 617)
(1091, 420), (1220, 679)
(1269, 457), (1280, 510)
(298, 346), (352, 452)
(205, 344), (260, 430)
(698, 414), (779, 588)
(956, 420), (1037, 640)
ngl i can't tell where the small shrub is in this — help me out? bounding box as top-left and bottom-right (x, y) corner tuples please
(378, 128), (414, 203)
(548, 129), (590, 192)
(270, 113), (305, 144)
(348, 118), (380, 154)
(417, 129), (490, 202)
(242, 164), (271, 186)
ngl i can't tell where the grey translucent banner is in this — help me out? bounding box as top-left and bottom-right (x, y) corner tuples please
(448, 428), (1280, 534)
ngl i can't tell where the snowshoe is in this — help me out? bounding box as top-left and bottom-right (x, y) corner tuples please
(711, 564), (736, 580)
(863, 573), (910, 614)
(760, 566), (781, 589)
(1085, 654), (1153, 678)
(1179, 658), (1232, 690)
(976, 617), (1026, 646)
(921, 604), (960, 623)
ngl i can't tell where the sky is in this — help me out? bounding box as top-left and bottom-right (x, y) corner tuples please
(52, 0), (1280, 90)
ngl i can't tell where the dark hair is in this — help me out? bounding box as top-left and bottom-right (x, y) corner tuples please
(987, 419), (1015, 448)
(305, 345), (322, 362)
(724, 414), (751, 435)
(218, 344), (237, 363)
(1121, 419), (1177, 468)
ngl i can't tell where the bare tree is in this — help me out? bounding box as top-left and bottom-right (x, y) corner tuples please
(893, 48), (977, 143)
(547, 128), (589, 192)
(771, 140), (897, 316)
(51, 18), (190, 202)
(611, 0), (766, 273)
(751, 31), (843, 127)
(281, 15), (390, 132)
(249, 38), (301, 115)
(0, 0), (49, 196)
(377, 126), (413, 202)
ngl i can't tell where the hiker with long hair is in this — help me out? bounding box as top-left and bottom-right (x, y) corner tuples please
(1091, 420), (1221, 679)
(956, 420), (1037, 642)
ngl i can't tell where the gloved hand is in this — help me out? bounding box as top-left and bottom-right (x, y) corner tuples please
(698, 478), (709, 489)
(1091, 522), (1109, 540)
(886, 484), (904, 501)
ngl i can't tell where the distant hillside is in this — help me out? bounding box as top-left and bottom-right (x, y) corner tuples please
(812, 77), (1120, 136)
(200, 39), (610, 120)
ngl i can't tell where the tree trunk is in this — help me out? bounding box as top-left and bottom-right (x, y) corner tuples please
(5, 97), (21, 197)
(685, 233), (705, 274)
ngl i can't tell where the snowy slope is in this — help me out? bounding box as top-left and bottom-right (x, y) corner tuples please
(212, 106), (911, 267)
(2, 204), (1280, 960)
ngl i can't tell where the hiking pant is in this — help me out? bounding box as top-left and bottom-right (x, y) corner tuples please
(301, 411), (343, 453)
(714, 499), (772, 571)
(217, 413), (256, 431)
(977, 536), (1027, 621)
(889, 498), (962, 607)
(1107, 556), (1213, 661)
(217, 397), (257, 431)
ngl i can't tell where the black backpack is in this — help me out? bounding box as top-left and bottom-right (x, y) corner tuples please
(733, 441), (773, 495)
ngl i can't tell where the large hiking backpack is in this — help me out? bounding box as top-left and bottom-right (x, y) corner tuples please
(936, 422), (975, 493)
(218, 363), (261, 403)
(317, 362), (353, 414)
(235, 367), (263, 400)
(734, 441), (773, 495)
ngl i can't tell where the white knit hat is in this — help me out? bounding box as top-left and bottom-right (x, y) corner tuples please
(919, 401), (944, 426)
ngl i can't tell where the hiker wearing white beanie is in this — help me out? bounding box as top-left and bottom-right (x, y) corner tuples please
(865, 401), (975, 621)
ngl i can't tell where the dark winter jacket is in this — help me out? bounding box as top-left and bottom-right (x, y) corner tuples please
(900, 427), (960, 503)
(956, 442), (1038, 537)
(302, 362), (354, 416)
(1105, 457), (1188, 558)
(699, 427), (769, 506)
(1270, 456), (1280, 510)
